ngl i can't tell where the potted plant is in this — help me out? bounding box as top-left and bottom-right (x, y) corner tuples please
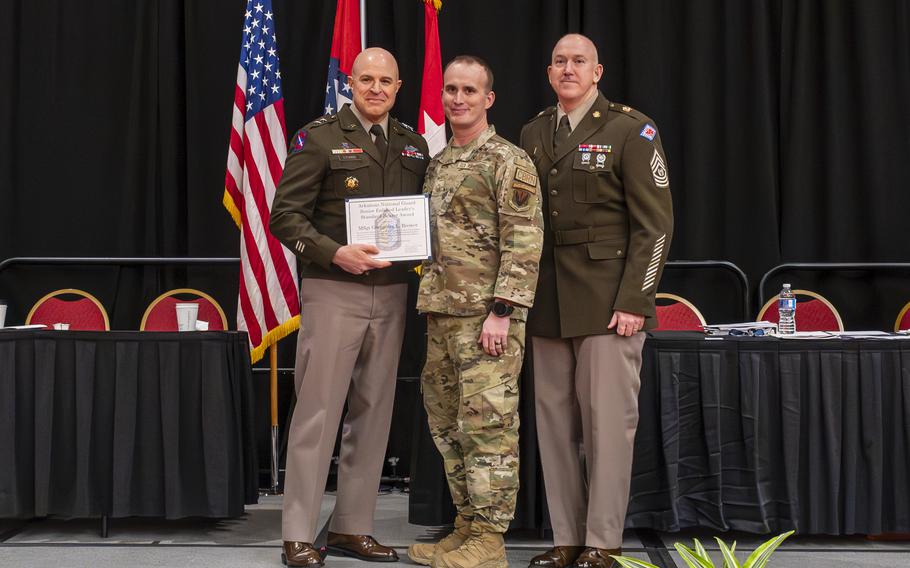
(612, 530), (794, 568)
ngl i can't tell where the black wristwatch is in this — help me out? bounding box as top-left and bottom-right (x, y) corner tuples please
(490, 300), (514, 318)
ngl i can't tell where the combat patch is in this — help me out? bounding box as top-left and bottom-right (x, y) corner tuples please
(650, 148), (669, 188)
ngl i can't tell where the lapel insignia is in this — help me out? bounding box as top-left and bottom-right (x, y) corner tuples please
(345, 176), (360, 191)
(593, 110), (601, 118)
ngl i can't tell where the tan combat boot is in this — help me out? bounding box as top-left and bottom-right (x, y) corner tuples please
(432, 531), (507, 568)
(408, 516), (473, 566)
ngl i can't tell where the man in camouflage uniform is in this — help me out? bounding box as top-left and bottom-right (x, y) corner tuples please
(408, 56), (543, 568)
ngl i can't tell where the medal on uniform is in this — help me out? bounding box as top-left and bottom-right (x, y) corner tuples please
(596, 153), (606, 168)
(345, 176), (359, 191)
(582, 152), (591, 165)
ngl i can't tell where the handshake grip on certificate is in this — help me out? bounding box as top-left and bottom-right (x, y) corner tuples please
(332, 244), (392, 276)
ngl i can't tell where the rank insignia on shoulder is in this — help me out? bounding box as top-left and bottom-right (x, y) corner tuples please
(640, 124), (657, 141)
(290, 131), (307, 154)
(514, 167), (538, 187)
(593, 110), (601, 118)
(332, 146), (364, 155)
(402, 145), (426, 160)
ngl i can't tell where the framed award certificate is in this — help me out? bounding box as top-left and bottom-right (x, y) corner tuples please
(344, 194), (432, 261)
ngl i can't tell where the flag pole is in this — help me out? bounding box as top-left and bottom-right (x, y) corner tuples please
(270, 343), (280, 493)
(360, 0), (367, 48)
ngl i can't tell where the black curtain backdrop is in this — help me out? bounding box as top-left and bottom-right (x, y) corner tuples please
(2, 1), (910, 323)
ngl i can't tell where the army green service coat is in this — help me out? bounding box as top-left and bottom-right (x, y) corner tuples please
(270, 104), (430, 285)
(520, 93), (674, 338)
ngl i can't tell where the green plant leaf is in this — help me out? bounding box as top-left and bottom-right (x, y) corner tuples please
(675, 543), (715, 568)
(694, 538), (708, 560)
(610, 555), (660, 568)
(743, 530), (795, 568)
(714, 537), (741, 568)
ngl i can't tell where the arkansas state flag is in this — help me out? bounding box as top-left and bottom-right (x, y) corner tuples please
(324, 0), (362, 115)
(418, 0), (445, 156)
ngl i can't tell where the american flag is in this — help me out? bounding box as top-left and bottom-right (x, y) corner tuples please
(324, 0), (362, 116)
(223, 0), (300, 364)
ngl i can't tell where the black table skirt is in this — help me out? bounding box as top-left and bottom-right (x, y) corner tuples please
(0, 330), (258, 519)
(409, 332), (910, 535)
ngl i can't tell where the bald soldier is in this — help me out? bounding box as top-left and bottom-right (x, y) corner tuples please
(520, 35), (674, 568)
(408, 56), (543, 568)
(270, 48), (430, 567)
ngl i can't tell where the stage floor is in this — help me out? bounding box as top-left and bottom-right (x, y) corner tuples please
(0, 492), (907, 568)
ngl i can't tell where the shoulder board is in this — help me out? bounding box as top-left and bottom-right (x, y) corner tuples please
(608, 102), (645, 121)
(305, 114), (337, 129)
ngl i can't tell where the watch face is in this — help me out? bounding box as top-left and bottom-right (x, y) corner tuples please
(493, 302), (512, 317)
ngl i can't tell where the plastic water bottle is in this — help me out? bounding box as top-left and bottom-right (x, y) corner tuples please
(778, 284), (796, 335)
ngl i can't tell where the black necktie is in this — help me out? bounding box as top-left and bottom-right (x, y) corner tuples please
(554, 115), (571, 149)
(370, 124), (388, 159)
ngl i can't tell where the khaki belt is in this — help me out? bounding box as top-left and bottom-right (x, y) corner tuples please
(552, 225), (628, 245)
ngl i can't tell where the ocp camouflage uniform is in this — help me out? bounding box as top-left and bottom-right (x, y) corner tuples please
(417, 125), (544, 534)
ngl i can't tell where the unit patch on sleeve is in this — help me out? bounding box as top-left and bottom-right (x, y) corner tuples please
(650, 148), (670, 188)
(640, 124), (657, 141)
(290, 130), (308, 154)
(508, 167), (538, 213)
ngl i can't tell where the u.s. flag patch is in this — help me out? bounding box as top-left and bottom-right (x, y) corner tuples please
(640, 124), (657, 141)
(291, 130), (308, 154)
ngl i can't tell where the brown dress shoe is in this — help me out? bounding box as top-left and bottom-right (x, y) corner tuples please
(282, 541), (325, 567)
(572, 547), (622, 568)
(529, 546), (586, 568)
(327, 532), (399, 562)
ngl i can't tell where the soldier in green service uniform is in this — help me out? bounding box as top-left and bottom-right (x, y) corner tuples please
(520, 35), (674, 568)
(270, 48), (429, 568)
(407, 56), (544, 568)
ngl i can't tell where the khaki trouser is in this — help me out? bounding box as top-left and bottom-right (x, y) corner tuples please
(531, 333), (645, 549)
(282, 279), (407, 543)
(421, 314), (525, 533)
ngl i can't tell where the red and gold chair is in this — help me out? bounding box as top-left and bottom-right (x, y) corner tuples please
(895, 301), (910, 332)
(26, 288), (110, 330)
(140, 288), (228, 331)
(757, 289), (844, 332)
(654, 293), (707, 331)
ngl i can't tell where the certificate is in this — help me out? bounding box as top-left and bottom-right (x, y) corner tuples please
(345, 194), (432, 261)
